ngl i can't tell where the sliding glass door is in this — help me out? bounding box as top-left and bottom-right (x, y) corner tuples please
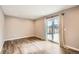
(46, 16), (60, 43)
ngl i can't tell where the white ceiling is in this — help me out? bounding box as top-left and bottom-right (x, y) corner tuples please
(1, 5), (76, 20)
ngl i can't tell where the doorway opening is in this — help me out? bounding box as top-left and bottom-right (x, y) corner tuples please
(46, 16), (60, 44)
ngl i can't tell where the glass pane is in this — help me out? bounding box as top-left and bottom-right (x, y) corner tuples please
(47, 34), (52, 40)
(46, 16), (60, 43)
(47, 19), (53, 34)
(53, 16), (60, 43)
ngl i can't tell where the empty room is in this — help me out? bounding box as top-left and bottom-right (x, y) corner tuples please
(0, 5), (79, 54)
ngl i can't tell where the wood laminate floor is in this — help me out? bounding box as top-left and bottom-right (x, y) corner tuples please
(1, 37), (79, 54)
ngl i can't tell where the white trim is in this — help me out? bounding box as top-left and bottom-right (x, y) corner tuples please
(64, 45), (79, 52)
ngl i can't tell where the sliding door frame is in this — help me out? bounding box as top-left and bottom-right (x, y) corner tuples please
(44, 14), (65, 47)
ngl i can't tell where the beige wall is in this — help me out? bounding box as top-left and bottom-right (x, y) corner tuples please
(63, 7), (79, 49)
(5, 16), (46, 40)
(34, 18), (45, 39)
(5, 16), (35, 40)
(0, 7), (5, 51)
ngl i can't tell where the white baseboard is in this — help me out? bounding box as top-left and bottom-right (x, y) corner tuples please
(35, 35), (45, 40)
(64, 45), (79, 52)
(5, 35), (35, 41)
